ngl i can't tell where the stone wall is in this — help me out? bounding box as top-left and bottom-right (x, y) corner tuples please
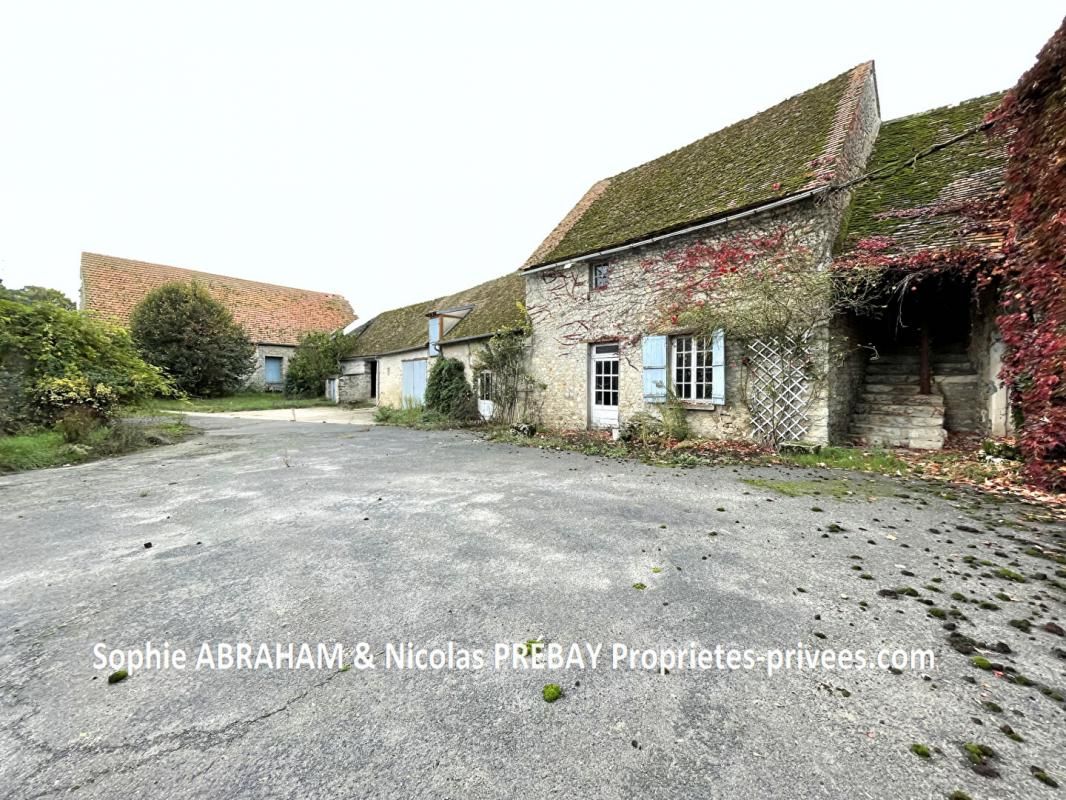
(335, 369), (371, 404)
(525, 199), (844, 442)
(826, 315), (868, 444)
(968, 292), (1009, 436)
(247, 344), (296, 390)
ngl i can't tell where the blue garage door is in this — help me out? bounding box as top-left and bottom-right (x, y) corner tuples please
(401, 359), (428, 407)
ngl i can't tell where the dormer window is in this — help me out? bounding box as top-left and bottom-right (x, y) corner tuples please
(591, 263), (610, 290)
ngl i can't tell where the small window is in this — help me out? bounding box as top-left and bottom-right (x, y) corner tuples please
(264, 356), (284, 385)
(672, 336), (713, 402)
(477, 371), (493, 402)
(590, 263), (610, 290)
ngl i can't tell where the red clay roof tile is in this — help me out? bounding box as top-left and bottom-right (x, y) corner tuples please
(80, 253), (355, 346)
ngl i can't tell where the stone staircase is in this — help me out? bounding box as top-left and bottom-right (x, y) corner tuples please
(848, 351), (978, 450)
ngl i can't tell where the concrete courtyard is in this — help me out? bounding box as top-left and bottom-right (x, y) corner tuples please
(1, 417), (1064, 799)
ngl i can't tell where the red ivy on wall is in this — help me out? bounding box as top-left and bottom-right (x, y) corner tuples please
(987, 18), (1066, 490)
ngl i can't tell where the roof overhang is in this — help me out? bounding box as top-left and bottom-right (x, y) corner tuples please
(521, 186), (829, 276)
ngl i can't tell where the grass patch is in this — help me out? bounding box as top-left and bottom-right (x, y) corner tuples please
(374, 405), (478, 431)
(910, 743), (931, 758)
(740, 476), (900, 499)
(149, 392), (334, 413)
(0, 420), (195, 473)
(0, 430), (71, 471)
(776, 446), (909, 474)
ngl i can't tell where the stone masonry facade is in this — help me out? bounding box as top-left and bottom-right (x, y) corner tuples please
(248, 344), (296, 390)
(523, 70), (880, 443)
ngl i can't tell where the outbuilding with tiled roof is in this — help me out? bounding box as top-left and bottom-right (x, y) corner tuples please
(330, 272), (525, 412)
(80, 252), (355, 388)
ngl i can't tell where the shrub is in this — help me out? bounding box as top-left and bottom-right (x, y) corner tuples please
(55, 407), (103, 444)
(0, 298), (171, 431)
(129, 282), (255, 397)
(424, 358), (478, 421)
(661, 392), (690, 441)
(284, 331), (353, 397)
(620, 412), (664, 445)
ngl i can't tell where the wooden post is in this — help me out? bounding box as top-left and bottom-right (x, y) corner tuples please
(919, 324), (932, 395)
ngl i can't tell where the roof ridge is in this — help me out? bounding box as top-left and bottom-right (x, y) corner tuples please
(80, 252), (346, 299)
(611, 63), (872, 183)
(881, 90), (1007, 127)
(807, 61), (876, 188)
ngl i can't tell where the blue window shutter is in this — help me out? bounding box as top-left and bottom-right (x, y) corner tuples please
(710, 329), (725, 405)
(642, 335), (668, 403)
(428, 317), (440, 356)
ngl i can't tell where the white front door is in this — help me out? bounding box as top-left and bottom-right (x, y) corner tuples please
(590, 343), (620, 429)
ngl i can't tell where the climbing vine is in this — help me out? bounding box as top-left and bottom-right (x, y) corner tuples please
(986, 20), (1066, 490)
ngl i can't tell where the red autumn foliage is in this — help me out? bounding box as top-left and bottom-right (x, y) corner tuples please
(987, 18), (1066, 490)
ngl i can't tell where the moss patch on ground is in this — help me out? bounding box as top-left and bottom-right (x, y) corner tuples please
(740, 476), (900, 499)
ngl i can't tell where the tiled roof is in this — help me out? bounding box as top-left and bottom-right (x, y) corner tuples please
(349, 272), (525, 357)
(838, 92), (1007, 253)
(80, 253), (355, 346)
(524, 63), (874, 268)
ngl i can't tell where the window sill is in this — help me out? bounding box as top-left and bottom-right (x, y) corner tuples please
(677, 401), (723, 411)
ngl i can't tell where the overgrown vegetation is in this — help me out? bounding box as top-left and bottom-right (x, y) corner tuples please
(424, 357), (479, 421)
(129, 282), (255, 397)
(0, 296), (171, 432)
(0, 418), (195, 473)
(0, 282), (193, 472)
(373, 404), (463, 430)
(284, 331), (353, 397)
(472, 323), (543, 426)
(987, 21), (1066, 490)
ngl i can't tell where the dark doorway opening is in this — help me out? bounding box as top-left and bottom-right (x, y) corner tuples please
(855, 274), (973, 365)
(369, 360), (378, 400)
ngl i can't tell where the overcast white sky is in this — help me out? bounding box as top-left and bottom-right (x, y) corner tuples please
(0, 2), (1061, 321)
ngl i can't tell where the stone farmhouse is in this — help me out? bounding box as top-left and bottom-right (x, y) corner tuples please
(80, 253), (355, 389)
(518, 62), (1010, 449)
(332, 272), (524, 417)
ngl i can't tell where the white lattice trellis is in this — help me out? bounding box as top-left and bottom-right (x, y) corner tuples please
(746, 336), (812, 443)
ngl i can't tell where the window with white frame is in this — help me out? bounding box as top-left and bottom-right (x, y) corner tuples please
(477, 371), (492, 402)
(590, 263), (610, 290)
(671, 335), (714, 402)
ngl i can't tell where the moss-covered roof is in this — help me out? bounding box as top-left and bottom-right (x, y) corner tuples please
(838, 92), (1007, 253)
(524, 63), (872, 268)
(348, 272), (525, 357)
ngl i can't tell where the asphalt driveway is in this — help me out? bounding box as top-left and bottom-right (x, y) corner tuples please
(1, 418), (1064, 799)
